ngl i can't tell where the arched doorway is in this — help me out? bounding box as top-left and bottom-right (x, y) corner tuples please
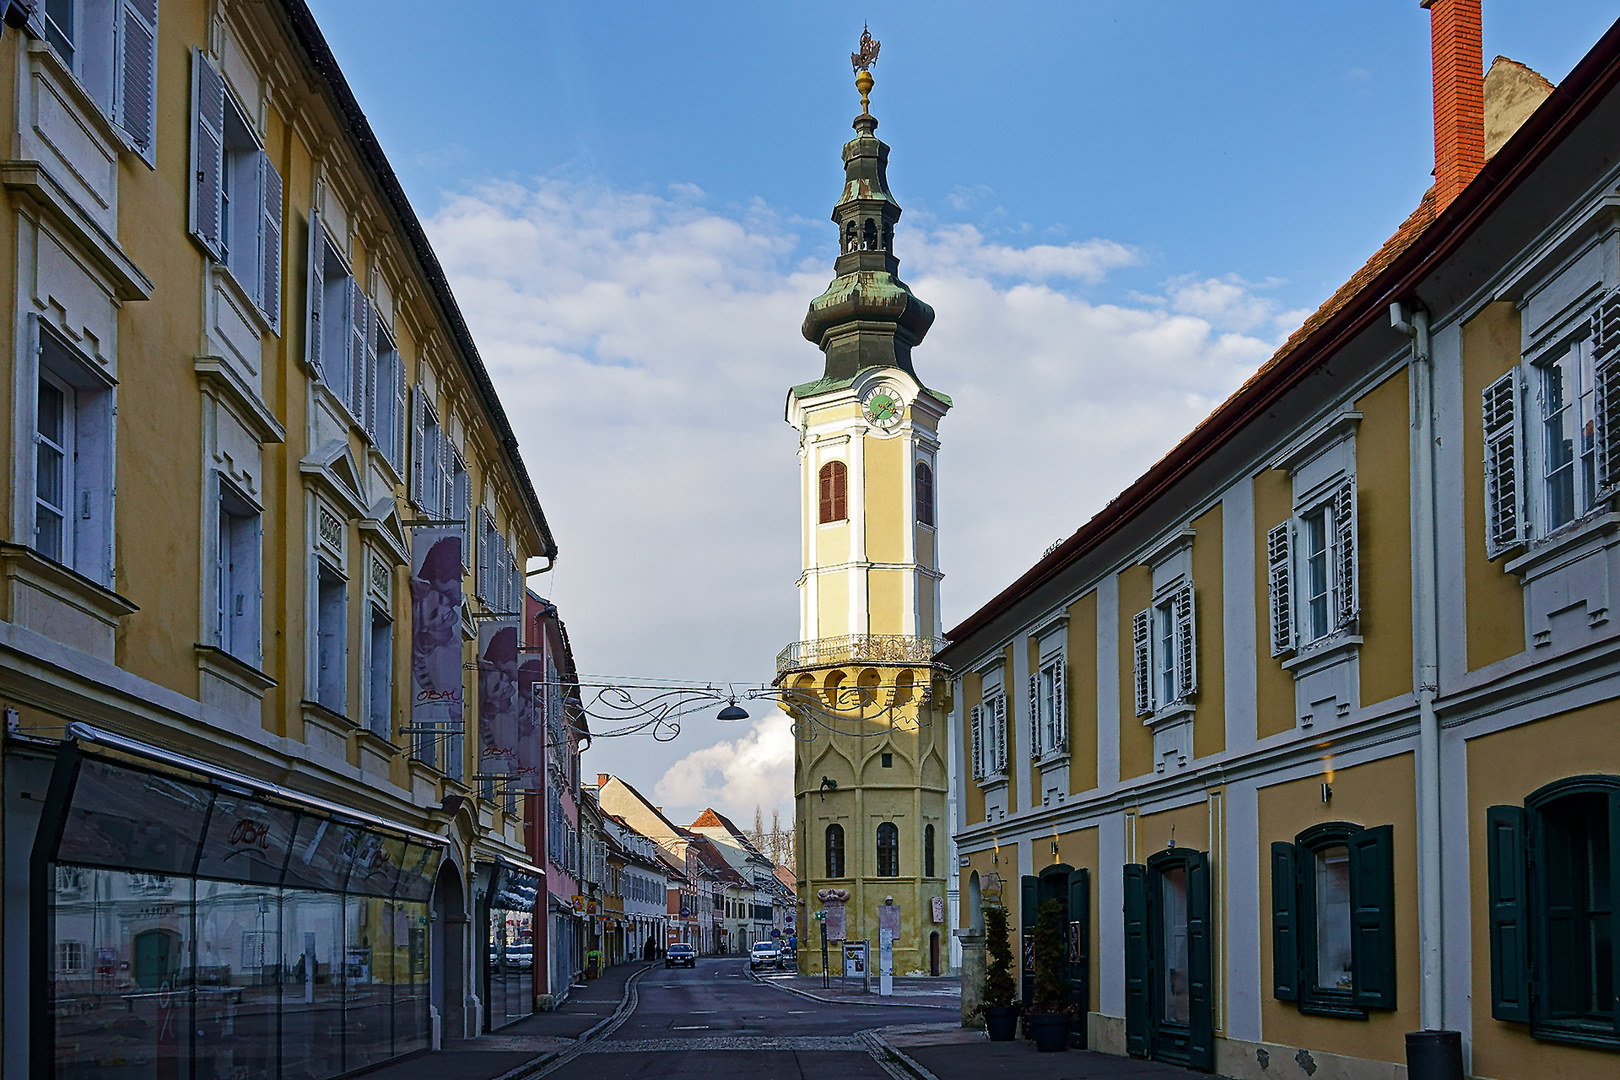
(967, 870), (983, 934)
(929, 931), (941, 976)
(431, 859), (468, 1043)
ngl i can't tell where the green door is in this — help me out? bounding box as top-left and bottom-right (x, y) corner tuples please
(133, 929), (178, 990)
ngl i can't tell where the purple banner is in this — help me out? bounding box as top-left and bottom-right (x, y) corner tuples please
(512, 645), (547, 789)
(477, 618), (521, 778)
(410, 529), (463, 729)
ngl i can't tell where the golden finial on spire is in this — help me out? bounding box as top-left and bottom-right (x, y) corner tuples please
(851, 23), (880, 113)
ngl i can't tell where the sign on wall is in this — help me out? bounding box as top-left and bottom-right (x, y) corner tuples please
(410, 530), (463, 731)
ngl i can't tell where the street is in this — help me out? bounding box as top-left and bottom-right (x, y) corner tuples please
(535, 957), (943, 1080)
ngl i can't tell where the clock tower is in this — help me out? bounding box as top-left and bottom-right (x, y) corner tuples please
(780, 34), (952, 978)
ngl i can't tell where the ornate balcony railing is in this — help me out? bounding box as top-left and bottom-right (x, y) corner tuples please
(776, 634), (946, 674)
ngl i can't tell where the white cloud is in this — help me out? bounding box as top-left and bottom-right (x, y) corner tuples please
(424, 178), (1301, 827)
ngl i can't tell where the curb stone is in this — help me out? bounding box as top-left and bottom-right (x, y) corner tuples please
(860, 1029), (945, 1080)
(505, 962), (655, 1080)
(747, 968), (953, 1010)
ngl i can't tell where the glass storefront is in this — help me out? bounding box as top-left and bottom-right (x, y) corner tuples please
(42, 752), (441, 1080)
(484, 863), (539, 1030)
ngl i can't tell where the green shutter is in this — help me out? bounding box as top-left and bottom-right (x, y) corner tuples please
(1186, 852), (1215, 1073)
(1611, 792), (1620, 1037)
(1068, 867), (1090, 1041)
(1270, 841), (1299, 1001)
(1485, 805), (1531, 1022)
(1348, 824), (1396, 1010)
(1123, 864), (1149, 1057)
(1021, 875), (1038, 1007)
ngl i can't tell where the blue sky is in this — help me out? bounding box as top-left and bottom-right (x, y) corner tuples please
(304, 2), (1620, 824)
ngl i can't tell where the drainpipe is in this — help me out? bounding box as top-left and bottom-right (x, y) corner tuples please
(1392, 301), (1444, 1033)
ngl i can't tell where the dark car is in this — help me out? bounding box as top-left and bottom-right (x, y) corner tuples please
(665, 942), (696, 968)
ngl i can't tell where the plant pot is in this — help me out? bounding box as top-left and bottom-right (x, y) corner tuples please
(1026, 1013), (1068, 1053)
(983, 1006), (1019, 1042)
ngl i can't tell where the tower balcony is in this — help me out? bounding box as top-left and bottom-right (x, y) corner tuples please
(775, 633), (945, 675)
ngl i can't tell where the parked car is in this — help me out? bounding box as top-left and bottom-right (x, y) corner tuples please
(749, 941), (782, 971)
(665, 942), (696, 969)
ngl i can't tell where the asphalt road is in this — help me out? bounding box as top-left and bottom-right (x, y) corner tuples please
(536, 956), (938, 1080)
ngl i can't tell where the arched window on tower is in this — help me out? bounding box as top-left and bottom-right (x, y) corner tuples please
(915, 461), (935, 527)
(819, 461), (848, 523)
(826, 824), (845, 878)
(863, 218), (878, 250)
(924, 823), (936, 878)
(876, 822), (899, 877)
(882, 222), (894, 250)
(843, 219), (858, 253)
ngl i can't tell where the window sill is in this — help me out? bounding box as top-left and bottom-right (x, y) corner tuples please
(0, 542), (136, 662)
(1505, 510), (1620, 580)
(213, 262), (276, 339)
(195, 357), (286, 444)
(25, 42), (146, 169)
(0, 160), (151, 300)
(1143, 702), (1195, 729)
(1526, 1021), (1620, 1053)
(1282, 634), (1362, 676)
(1297, 996), (1368, 1020)
(1035, 749), (1069, 770)
(194, 644), (275, 697)
(976, 773), (1009, 792)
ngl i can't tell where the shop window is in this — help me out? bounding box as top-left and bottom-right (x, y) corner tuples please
(368, 605), (392, 738)
(1488, 777), (1620, 1047)
(819, 460), (847, 523)
(217, 479), (262, 665)
(41, 0), (157, 159)
(1271, 822), (1396, 1015)
(826, 824), (844, 878)
(876, 822), (899, 878)
(316, 562), (347, 715)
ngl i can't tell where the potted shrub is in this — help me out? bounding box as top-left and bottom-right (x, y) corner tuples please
(981, 904), (1019, 1041)
(1025, 898), (1070, 1052)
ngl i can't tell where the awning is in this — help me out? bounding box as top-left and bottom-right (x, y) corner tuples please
(37, 724), (446, 899)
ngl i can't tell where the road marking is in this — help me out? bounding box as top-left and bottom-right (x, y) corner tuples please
(671, 1025), (711, 1030)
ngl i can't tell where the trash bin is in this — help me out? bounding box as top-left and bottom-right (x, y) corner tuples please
(1405, 1030), (1464, 1080)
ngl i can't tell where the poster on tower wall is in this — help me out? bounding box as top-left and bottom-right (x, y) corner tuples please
(477, 618), (521, 778)
(411, 530), (464, 730)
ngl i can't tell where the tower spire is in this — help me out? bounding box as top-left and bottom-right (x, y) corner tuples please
(801, 27), (935, 383)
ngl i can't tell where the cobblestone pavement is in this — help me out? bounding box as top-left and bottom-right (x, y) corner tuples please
(588, 1036), (870, 1053)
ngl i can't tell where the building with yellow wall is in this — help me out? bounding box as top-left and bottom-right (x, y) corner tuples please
(943, 5), (1620, 1078)
(0, 2), (558, 1076)
(781, 62), (951, 979)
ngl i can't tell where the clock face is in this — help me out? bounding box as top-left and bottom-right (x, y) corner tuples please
(862, 386), (904, 429)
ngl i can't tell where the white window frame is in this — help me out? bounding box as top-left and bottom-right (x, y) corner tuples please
(1133, 578), (1196, 717)
(40, 0), (158, 163)
(27, 320), (115, 584)
(1027, 648), (1067, 762)
(367, 602), (392, 739)
(33, 366), (73, 566)
(215, 476), (262, 666)
(313, 557), (347, 716)
(1533, 337), (1600, 536)
(1268, 474), (1359, 661)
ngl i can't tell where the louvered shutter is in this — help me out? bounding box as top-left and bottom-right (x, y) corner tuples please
(1348, 824), (1397, 1010)
(437, 426), (452, 521)
(116, 0), (158, 163)
(1268, 521), (1294, 656)
(1594, 291), (1620, 499)
(992, 694), (1007, 773)
(1123, 864), (1149, 1057)
(1270, 842), (1299, 1000)
(363, 298), (379, 438)
(970, 705), (983, 779)
(258, 153), (283, 331)
(1028, 673), (1039, 759)
(1174, 582), (1197, 701)
(455, 463), (471, 570)
(1052, 659), (1067, 752)
(189, 49), (225, 258)
(394, 356), (408, 473)
(1186, 852), (1215, 1072)
(305, 211), (325, 378)
(476, 507), (491, 601)
(1333, 479), (1359, 630)
(1132, 608), (1152, 716)
(350, 284), (368, 426)
(1482, 368), (1526, 559)
(409, 386), (426, 507)
(1485, 805), (1531, 1022)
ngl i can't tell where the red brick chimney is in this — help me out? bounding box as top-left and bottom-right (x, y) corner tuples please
(1424, 0), (1486, 207)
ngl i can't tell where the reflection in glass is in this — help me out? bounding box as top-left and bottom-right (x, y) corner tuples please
(51, 866), (195, 1080)
(196, 796), (299, 884)
(283, 816), (363, 893)
(56, 759), (213, 875)
(281, 888), (345, 1080)
(345, 893), (394, 1070)
(1160, 866), (1190, 1025)
(1314, 846), (1353, 991)
(394, 901), (431, 1056)
(195, 878), (279, 1077)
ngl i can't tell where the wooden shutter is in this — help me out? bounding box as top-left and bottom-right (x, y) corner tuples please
(992, 694), (1007, 773)
(1132, 608), (1151, 716)
(818, 464), (832, 523)
(1020, 875), (1038, 1007)
(364, 298), (380, 438)
(189, 49), (225, 258)
(1485, 804), (1531, 1023)
(1482, 368), (1526, 559)
(1348, 824), (1397, 1010)
(1595, 294), (1620, 499)
(1333, 478), (1358, 630)
(305, 212), (325, 378)
(1187, 852), (1215, 1073)
(1028, 673), (1039, 759)
(1270, 841), (1299, 1001)
(116, 0), (158, 163)
(1267, 521), (1293, 656)
(970, 704), (983, 779)
(409, 385), (426, 508)
(1174, 582), (1197, 700)
(1067, 867), (1090, 1038)
(394, 353), (408, 473)
(350, 284), (368, 425)
(832, 462), (847, 521)
(476, 507), (491, 601)
(258, 153), (283, 331)
(1052, 658), (1067, 752)
(1123, 864), (1149, 1057)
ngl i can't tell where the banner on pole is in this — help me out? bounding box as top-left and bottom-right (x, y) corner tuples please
(477, 618), (521, 779)
(410, 530), (464, 731)
(512, 644), (548, 789)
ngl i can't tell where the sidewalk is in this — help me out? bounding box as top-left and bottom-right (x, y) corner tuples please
(874, 1023), (1226, 1080)
(358, 961), (650, 1080)
(755, 969), (960, 1008)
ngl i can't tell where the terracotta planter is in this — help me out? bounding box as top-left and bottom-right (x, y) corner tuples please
(983, 1006), (1019, 1042)
(1026, 1013), (1068, 1052)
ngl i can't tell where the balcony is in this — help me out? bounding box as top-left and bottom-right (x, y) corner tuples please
(776, 634), (945, 674)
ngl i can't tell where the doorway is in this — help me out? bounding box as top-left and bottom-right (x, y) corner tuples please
(1124, 849), (1212, 1072)
(1020, 864), (1090, 1047)
(431, 860), (467, 1042)
(929, 931), (941, 976)
(133, 929), (180, 989)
